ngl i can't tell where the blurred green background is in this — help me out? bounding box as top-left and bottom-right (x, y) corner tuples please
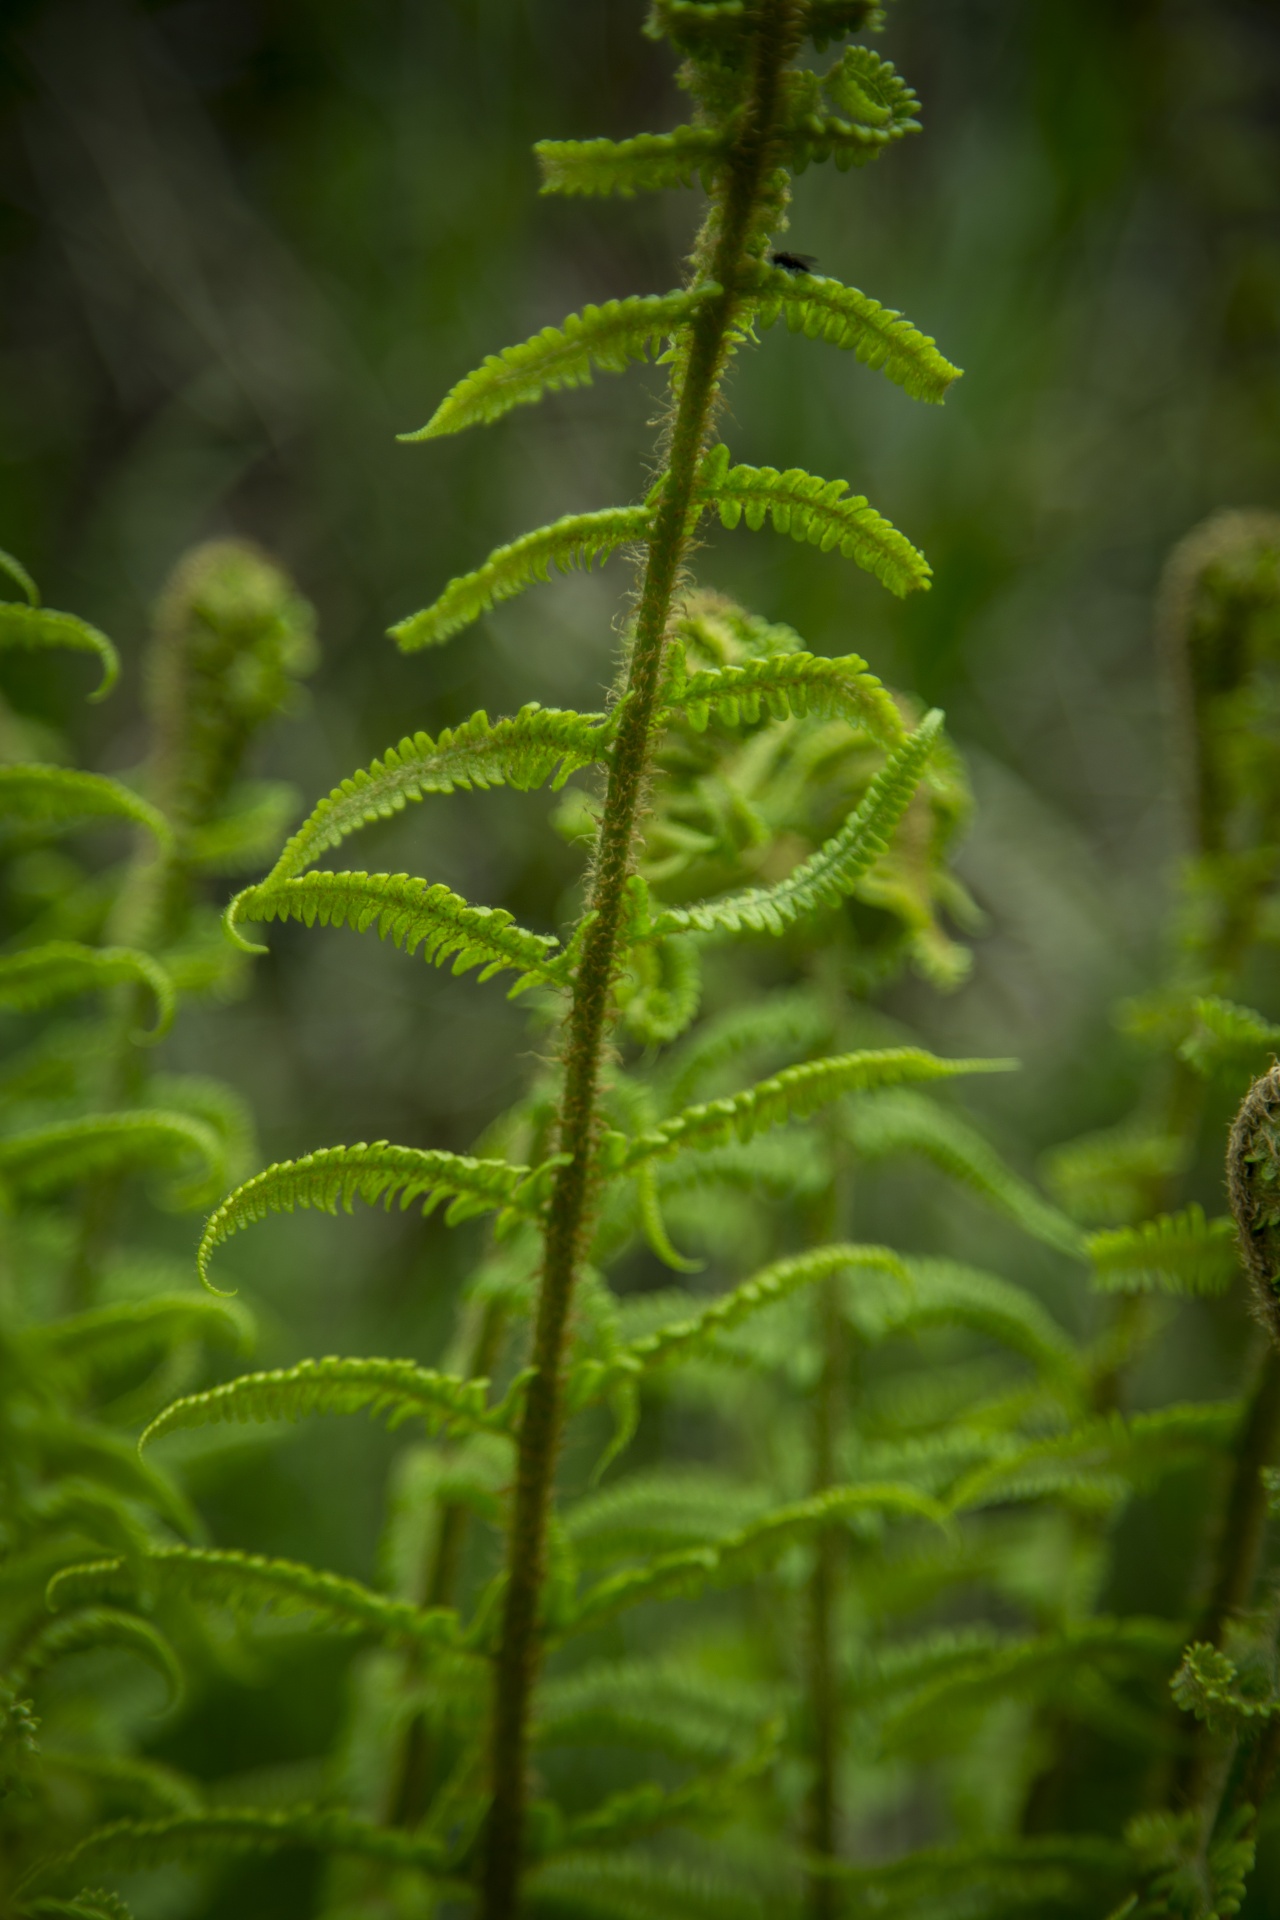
(2, 0), (1279, 1902)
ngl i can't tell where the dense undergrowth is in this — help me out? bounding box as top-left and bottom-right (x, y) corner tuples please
(3, 5), (1280, 1920)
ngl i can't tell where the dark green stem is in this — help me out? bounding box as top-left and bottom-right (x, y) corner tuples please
(479, 9), (803, 1911)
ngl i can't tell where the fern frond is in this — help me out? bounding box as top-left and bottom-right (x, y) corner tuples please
(949, 1402), (1239, 1514)
(47, 1546), (459, 1650)
(27, 1415), (197, 1535)
(39, 1746), (201, 1817)
(660, 645), (905, 744)
(618, 1243), (908, 1376)
(648, 710), (945, 937)
(24, 1893), (137, 1920)
(391, 508), (649, 651)
(0, 941), (174, 1038)
(535, 127), (724, 197)
(30, 1291), (252, 1383)
(832, 1835), (1130, 1912)
(606, 1047), (1013, 1172)
(844, 1088), (1085, 1257)
(22, 1806), (453, 1887)
(696, 442), (930, 595)
(537, 1657), (774, 1763)
(0, 766), (172, 847)
(1087, 1205), (1240, 1296)
(197, 1142), (553, 1287)
(569, 1482), (946, 1630)
(752, 266), (960, 401)
(407, 288), (717, 439)
(227, 869), (563, 993)
(0, 1110), (225, 1204)
(139, 1355), (506, 1452)
(0, 603), (119, 700)
(524, 1853), (763, 1920)
(0, 544), (39, 605)
(264, 705), (610, 884)
(1178, 994), (1280, 1078)
(6, 1607), (183, 1705)
(847, 1256), (1081, 1384)
(564, 1468), (769, 1561)
(556, 1721), (780, 1853)
(184, 779), (301, 875)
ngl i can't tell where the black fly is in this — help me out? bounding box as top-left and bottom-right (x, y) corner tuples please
(769, 250), (818, 275)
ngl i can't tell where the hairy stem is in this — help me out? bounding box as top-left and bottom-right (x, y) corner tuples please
(480, 7), (803, 1910)
(805, 1266), (844, 1919)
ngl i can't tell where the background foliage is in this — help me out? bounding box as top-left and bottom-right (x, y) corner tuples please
(3, 0), (1280, 1913)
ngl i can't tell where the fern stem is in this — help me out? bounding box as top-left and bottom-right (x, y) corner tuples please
(805, 1266), (844, 1919)
(480, 7), (805, 1911)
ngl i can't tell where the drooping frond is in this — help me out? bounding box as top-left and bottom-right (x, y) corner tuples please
(949, 1402), (1240, 1514)
(227, 870), (563, 994)
(605, 1047), (1013, 1172)
(407, 288), (717, 439)
(29, 1291), (252, 1383)
(842, 1256), (1081, 1387)
(833, 1835), (1130, 1916)
(0, 544), (39, 605)
(660, 644), (905, 744)
(139, 1355), (506, 1453)
(47, 1546), (459, 1650)
(569, 1482), (946, 1631)
(264, 705), (611, 884)
(23, 1806), (453, 1888)
(563, 1468), (770, 1561)
(696, 443), (930, 596)
(0, 941), (174, 1038)
(557, 1725), (780, 1853)
(0, 1110), (225, 1204)
(619, 1243), (909, 1375)
(1178, 994), (1280, 1078)
(524, 1853), (763, 1920)
(6, 1607), (183, 1705)
(197, 1143), (554, 1287)
(535, 127), (724, 198)
(1087, 1204), (1240, 1296)
(864, 1615), (1180, 1740)
(28, 1414), (197, 1535)
(391, 508), (649, 651)
(752, 265), (960, 402)
(0, 766), (172, 847)
(647, 710), (946, 937)
(38, 1747), (201, 1818)
(844, 1087), (1085, 1257)
(0, 602), (119, 700)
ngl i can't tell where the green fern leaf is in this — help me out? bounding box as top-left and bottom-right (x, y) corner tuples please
(139, 1355), (506, 1453)
(1177, 994), (1280, 1078)
(852, 1255), (1081, 1384)
(648, 709), (946, 937)
(183, 779), (301, 875)
(844, 1088), (1085, 1257)
(0, 766), (172, 847)
(696, 443), (929, 596)
(752, 265), (960, 401)
(833, 1835), (1130, 1912)
(0, 544), (39, 605)
(21, 1806), (453, 1888)
(226, 869), (563, 993)
(819, 44), (920, 130)
(6, 1607), (183, 1706)
(605, 1047), (1013, 1172)
(0, 941), (174, 1039)
(563, 1468), (769, 1561)
(525, 1853), (763, 1920)
(0, 1110), (225, 1205)
(197, 1143), (555, 1288)
(537, 1657), (774, 1764)
(555, 1722), (780, 1853)
(0, 603), (119, 700)
(27, 1414), (197, 1536)
(658, 986), (831, 1110)
(1087, 1205), (1240, 1296)
(263, 705), (610, 886)
(407, 288), (717, 439)
(391, 507), (649, 651)
(660, 645), (905, 743)
(570, 1481), (947, 1631)
(535, 127), (724, 197)
(23, 1893), (138, 1920)
(29, 1291), (252, 1384)
(47, 1546), (459, 1650)
(950, 1402), (1240, 1515)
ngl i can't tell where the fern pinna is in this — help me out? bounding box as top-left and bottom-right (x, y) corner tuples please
(0, 543), (312, 1910)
